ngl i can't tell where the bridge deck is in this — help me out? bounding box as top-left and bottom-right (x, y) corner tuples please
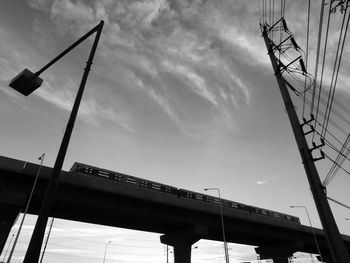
(1, 155), (350, 256)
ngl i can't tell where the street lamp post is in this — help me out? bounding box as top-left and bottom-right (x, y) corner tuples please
(204, 187), (230, 263)
(103, 241), (111, 263)
(2, 234), (14, 262)
(39, 217), (55, 263)
(290, 206), (323, 262)
(6, 153), (45, 263)
(9, 21), (104, 263)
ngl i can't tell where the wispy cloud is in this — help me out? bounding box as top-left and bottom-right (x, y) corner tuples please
(35, 80), (134, 131)
(25, 0), (257, 139)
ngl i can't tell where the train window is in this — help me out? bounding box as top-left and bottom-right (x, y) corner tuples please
(203, 196), (212, 202)
(140, 181), (148, 187)
(238, 204), (246, 210)
(272, 212), (281, 218)
(194, 194), (204, 201)
(125, 177), (137, 185)
(97, 170), (110, 179)
(112, 174), (122, 181)
(151, 184), (161, 191)
(230, 202), (239, 209)
(260, 209), (267, 215)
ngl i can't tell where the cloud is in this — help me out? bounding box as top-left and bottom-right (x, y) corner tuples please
(256, 180), (267, 185)
(24, 0), (262, 139)
(161, 60), (217, 106)
(35, 79), (134, 131)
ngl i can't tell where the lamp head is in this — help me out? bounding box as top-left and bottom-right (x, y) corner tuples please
(9, 68), (43, 96)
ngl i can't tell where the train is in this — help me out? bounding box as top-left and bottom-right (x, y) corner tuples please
(70, 162), (301, 224)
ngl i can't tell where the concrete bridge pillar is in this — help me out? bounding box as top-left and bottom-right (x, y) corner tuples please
(0, 189), (27, 254)
(160, 225), (208, 263)
(255, 241), (303, 263)
(0, 204), (22, 254)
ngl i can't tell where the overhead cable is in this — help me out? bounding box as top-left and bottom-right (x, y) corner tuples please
(311, 0), (326, 115)
(321, 6), (350, 139)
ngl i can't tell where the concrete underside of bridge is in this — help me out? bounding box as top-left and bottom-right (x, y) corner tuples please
(0, 186), (326, 262)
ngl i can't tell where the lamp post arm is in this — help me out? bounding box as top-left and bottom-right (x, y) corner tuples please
(35, 21), (104, 76)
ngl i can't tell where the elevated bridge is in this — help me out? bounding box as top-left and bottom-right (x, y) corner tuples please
(1, 155), (349, 263)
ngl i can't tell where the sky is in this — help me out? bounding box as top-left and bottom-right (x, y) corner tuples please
(1, 0), (350, 262)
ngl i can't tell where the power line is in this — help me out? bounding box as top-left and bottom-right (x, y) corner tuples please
(313, 0), (333, 142)
(321, 6), (350, 139)
(327, 196), (350, 210)
(303, 0), (311, 118)
(311, 0), (326, 116)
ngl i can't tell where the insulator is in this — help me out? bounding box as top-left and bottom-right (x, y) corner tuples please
(282, 18), (289, 32)
(299, 59), (307, 74)
(313, 150), (325, 162)
(279, 61), (286, 70)
(290, 37), (300, 50)
(275, 61), (286, 75)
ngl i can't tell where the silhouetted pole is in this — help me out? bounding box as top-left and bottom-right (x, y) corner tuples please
(103, 241), (111, 263)
(2, 234), (14, 262)
(204, 188), (229, 263)
(18, 21), (104, 263)
(7, 153), (45, 263)
(166, 245), (169, 263)
(39, 217), (55, 263)
(262, 28), (350, 263)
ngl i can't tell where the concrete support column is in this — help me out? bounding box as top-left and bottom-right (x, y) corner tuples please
(270, 256), (289, 263)
(160, 225), (208, 263)
(0, 204), (21, 254)
(255, 241), (303, 263)
(172, 243), (192, 263)
(0, 188), (28, 254)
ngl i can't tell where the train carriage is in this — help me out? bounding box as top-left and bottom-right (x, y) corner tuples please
(70, 162), (300, 224)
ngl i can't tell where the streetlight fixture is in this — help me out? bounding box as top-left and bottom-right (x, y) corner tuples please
(290, 206), (323, 262)
(9, 20), (104, 263)
(204, 187), (230, 263)
(7, 153), (45, 263)
(103, 241), (111, 263)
